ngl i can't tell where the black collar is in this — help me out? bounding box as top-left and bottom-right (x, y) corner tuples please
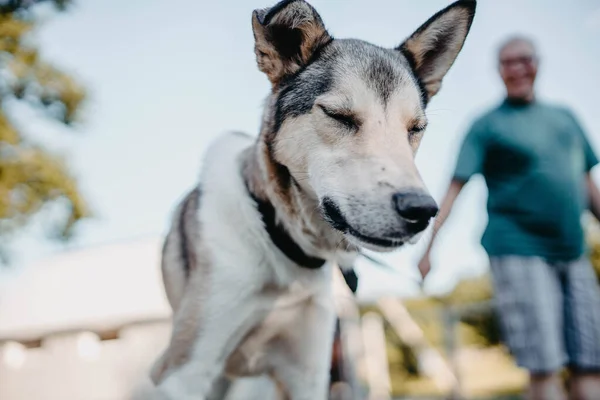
(247, 188), (327, 270)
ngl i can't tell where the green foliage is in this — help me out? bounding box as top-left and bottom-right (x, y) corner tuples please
(441, 274), (493, 306)
(585, 215), (600, 281)
(0, 0), (87, 261)
(402, 275), (500, 348)
(442, 274), (501, 347)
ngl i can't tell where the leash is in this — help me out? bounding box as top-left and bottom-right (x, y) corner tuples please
(358, 251), (424, 288)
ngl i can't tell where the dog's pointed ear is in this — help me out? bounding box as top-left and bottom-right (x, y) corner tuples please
(397, 0), (476, 103)
(252, 0), (332, 88)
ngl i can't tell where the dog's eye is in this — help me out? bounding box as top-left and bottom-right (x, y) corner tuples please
(408, 124), (427, 143)
(318, 105), (359, 131)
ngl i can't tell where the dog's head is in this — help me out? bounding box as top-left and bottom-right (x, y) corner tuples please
(253, 0), (476, 252)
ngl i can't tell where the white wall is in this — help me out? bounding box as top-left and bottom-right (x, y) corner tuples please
(0, 322), (170, 400)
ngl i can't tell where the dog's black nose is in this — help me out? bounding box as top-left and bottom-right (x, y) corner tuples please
(393, 191), (438, 224)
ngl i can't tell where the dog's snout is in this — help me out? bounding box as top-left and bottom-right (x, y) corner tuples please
(393, 191), (438, 224)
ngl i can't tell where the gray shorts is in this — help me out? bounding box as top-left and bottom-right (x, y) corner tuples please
(490, 255), (600, 373)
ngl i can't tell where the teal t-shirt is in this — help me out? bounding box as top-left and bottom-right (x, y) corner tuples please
(454, 99), (599, 261)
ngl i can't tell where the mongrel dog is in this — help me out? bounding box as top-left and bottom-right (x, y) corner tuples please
(149, 1), (476, 399)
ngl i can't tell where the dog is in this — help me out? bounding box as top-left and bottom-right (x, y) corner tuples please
(148, 1), (476, 399)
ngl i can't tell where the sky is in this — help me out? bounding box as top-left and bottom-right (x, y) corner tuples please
(4, 0), (600, 297)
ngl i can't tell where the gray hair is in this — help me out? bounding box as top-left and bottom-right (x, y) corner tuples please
(497, 35), (538, 60)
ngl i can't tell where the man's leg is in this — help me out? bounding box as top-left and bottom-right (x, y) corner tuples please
(489, 256), (568, 400)
(561, 257), (600, 400)
(528, 374), (567, 400)
(569, 373), (600, 400)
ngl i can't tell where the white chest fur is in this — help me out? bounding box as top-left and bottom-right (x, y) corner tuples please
(193, 131), (337, 382)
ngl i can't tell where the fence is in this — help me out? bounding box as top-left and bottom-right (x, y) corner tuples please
(333, 287), (525, 400)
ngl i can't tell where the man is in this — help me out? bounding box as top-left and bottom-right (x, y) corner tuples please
(418, 36), (600, 400)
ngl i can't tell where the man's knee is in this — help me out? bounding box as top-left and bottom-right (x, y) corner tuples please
(569, 370), (600, 400)
(528, 371), (566, 400)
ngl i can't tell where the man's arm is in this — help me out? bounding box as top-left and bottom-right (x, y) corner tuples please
(566, 109), (599, 219)
(418, 178), (466, 278)
(588, 173), (600, 222)
(417, 115), (488, 279)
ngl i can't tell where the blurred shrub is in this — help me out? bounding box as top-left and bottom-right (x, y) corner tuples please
(441, 274), (501, 347)
(585, 214), (600, 281)
(0, 0), (87, 261)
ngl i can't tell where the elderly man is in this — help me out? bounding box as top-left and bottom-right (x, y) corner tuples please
(418, 36), (600, 400)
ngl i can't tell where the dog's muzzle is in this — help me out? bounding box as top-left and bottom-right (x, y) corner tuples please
(320, 190), (438, 249)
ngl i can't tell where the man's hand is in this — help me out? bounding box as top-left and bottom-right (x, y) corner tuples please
(588, 173), (600, 222)
(415, 179), (466, 284)
(418, 251), (432, 280)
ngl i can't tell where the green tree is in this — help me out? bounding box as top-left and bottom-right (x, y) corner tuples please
(0, 0), (87, 261)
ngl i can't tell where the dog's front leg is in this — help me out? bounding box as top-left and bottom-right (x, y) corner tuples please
(157, 294), (263, 400)
(273, 296), (337, 400)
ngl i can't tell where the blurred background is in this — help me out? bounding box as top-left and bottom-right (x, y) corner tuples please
(0, 0), (598, 399)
